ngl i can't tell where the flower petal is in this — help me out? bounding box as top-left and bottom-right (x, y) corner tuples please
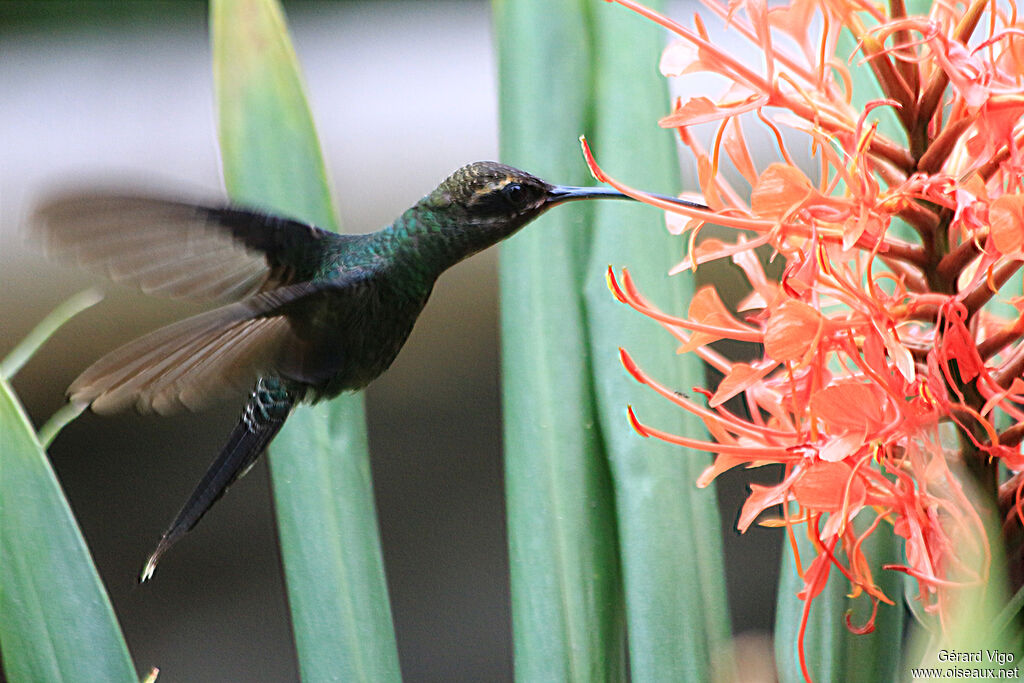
(792, 461), (867, 512)
(990, 194), (1024, 255)
(750, 163), (813, 219)
(810, 381), (888, 433)
(764, 299), (823, 363)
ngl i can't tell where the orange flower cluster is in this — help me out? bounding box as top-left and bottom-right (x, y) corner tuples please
(591, 0), (1024, 677)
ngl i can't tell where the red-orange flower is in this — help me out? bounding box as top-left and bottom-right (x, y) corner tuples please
(596, 0), (1024, 680)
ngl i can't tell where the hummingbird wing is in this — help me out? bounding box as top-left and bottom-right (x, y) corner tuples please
(70, 274), (374, 415)
(33, 193), (344, 303)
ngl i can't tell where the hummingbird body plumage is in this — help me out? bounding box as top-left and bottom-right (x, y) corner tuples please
(34, 160), (705, 579)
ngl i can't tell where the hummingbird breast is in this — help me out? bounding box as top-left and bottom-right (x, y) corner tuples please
(284, 265), (434, 402)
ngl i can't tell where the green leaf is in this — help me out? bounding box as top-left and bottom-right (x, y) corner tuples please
(0, 377), (136, 683)
(212, 0), (336, 227)
(494, 0), (625, 679)
(584, 2), (732, 680)
(270, 399), (401, 682)
(993, 577), (1024, 635)
(210, 1), (400, 680)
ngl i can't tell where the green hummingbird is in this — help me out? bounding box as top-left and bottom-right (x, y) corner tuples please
(34, 161), (706, 581)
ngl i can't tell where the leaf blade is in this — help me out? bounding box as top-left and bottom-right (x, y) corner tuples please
(0, 377), (136, 683)
(494, 0), (625, 678)
(210, 1), (400, 679)
(583, 3), (732, 680)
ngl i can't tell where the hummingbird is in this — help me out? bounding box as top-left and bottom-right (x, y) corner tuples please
(33, 160), (706, 581)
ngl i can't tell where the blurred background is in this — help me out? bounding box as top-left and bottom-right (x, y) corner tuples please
(1, 2), (782, 680)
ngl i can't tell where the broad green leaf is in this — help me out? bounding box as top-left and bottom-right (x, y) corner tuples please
(270, 399), (401, 682)
(211, 1), (400, 680)
(584, 2), (731, 680)
(0, 377), (135, 683)
(494, 0), (625, 678)
(212, 0), (335, 227)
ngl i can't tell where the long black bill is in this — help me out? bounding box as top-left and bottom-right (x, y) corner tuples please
(547, 184), (708, 210)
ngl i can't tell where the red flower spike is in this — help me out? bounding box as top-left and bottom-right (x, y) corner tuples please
(605, 0), (1024, 678)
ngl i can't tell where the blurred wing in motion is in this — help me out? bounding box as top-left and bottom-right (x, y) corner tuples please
(67, 274), (372, 416)
(32, 192), (343, 304)
(32, 192), (371, 414)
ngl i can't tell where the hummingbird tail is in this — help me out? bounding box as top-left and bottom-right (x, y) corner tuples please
(140, 377), (297, 582)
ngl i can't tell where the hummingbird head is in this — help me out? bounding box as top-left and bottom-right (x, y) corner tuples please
(409, 161), (706, 271)
(423, 161), (632, 242)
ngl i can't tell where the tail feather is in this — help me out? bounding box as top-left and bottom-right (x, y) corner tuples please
(140, 378), (297, 582)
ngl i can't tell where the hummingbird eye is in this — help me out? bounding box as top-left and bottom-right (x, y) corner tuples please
(468, 179), (538, 215)
(501, 182), (528, 206)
